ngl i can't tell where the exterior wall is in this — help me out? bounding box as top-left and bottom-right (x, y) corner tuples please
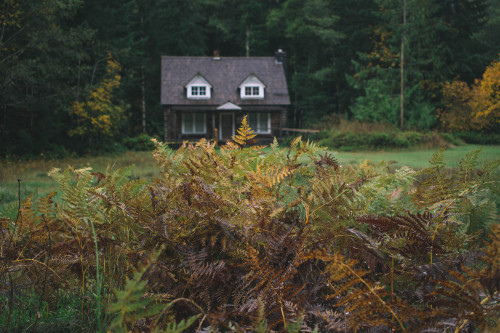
(164, 106), (287, 144)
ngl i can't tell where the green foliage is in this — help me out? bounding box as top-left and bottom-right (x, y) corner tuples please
(349, 0), (490, 130)
(319, 129), (445, 150)
(107, 248), (199, 332)
(69, 55), (129, 148)
(2, 0), (499, 156)
(122, 134), (157, 151)
(0, 290), (85, 332)
(451, 131), (500, 145)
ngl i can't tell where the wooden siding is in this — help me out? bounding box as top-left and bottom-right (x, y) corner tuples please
(164, 107), (287, 143)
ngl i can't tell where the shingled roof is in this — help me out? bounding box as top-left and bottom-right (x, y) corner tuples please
(161, 56), (290, 106)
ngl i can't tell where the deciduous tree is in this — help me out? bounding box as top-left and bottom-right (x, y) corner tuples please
(69, 55), (129, 147)
(439, 55), (500, 132)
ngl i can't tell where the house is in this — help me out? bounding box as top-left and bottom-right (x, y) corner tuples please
(161, 50), (290, 144)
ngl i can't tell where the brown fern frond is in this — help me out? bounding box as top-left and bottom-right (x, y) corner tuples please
(429, 266), (499, 332)
(314, 152), (339, 171)
(357, 213), (445, 262)
(311, 249), (417, 332)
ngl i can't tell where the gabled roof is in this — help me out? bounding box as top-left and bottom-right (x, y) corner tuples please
(184, 73), (212, 88)
(238, 74), (266, 88)
(217, 102), (241, 110)
(161, 56), (290, 106)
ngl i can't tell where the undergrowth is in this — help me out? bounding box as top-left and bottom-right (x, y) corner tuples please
(0, 116), (499, 332)
(315, 116), (450, 150)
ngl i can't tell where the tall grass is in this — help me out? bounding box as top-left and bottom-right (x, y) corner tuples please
(2, 145), (499, 215)
(1, 151), (159, 218)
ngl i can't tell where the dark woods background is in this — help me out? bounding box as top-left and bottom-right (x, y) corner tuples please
(1, 0), (499, 156)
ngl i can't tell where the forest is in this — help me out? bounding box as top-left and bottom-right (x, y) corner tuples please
(1, 0), (499, 156)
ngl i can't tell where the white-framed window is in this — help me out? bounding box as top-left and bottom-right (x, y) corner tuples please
(244, 86), (260, 96)
(191, 86), (207, 96)
(248, 113), (270, 134)
(239, 75), (265, 99)
(186, 75), (211, 99)
(182, 113), (206, 134)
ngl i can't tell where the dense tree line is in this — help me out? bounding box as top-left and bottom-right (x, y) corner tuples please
(1, 0), (498, 156)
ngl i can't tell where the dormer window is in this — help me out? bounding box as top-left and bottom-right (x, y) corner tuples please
(245, 86), (260, 96)
(239, 75), (265, 99)
(191, 86), (207, 96)
(186, 75), (212, 99)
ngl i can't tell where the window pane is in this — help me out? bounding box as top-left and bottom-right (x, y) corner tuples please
(258, 113), (268, 132)
(199, 86), (206, 95)
(192, 87), (198, 95)
(252, 87), (259, 95)
(248, 114), (257, 130)
(194, 113), (205, 133)
(183, 113), (193, 133)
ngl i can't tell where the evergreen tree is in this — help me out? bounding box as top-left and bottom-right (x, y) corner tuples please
(267, 0), (343, 127)
(0, 0), (95, 155)
(77, 0), (207, 136)
(349, 0), (488, 130)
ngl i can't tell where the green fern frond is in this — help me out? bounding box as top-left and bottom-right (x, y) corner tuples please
(457, 148), (481, 183)
(429, 147), (447, 168)
(107, 249), (165, 332)
(161, 315), (200, 333)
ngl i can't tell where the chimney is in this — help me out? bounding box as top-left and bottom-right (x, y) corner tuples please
(213, 50), (221, 60)
(275, 49), (286, 65)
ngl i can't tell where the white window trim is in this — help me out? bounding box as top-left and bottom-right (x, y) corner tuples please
(239, 75), (265, 99)
(241, 85), (264, 99)
(190, 86), (207, 97)
(182, 113), (207, 134)
(187, 84), (211, 99)
(249, 113), (271, 134)
(186, 75), (212, 99)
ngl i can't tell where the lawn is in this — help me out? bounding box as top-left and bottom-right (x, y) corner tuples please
(0, 151), (159, 218)
(1, 144), (499, 218)
(334, 144), (500, 169)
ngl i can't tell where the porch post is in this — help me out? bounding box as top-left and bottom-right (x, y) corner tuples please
(280, 107), (287, 139)
(164, 107), (174, 142)
(163, 108), (169, 142)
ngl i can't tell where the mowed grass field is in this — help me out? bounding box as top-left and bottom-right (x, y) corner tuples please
(1, 144), (499, 218)
(335, 145), (500, 169)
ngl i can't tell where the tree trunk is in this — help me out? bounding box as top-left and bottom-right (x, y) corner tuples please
(245, 26), (250, 57)
(400, 0), (406, 131)
(141, 69), (146, 134)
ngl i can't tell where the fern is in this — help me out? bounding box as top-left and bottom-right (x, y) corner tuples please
(2, 139), (498, 332)
(231, 115), (256, 147)
(317, 249), (416, 332)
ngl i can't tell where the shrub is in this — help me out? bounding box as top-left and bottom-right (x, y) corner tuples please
(122, 134), (156, 151)
(319, 129), (444, 150)
(315, 117), (449, 150)
(453, 131), (500, 145)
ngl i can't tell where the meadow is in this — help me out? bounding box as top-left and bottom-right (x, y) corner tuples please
(1, 144), (499, 217)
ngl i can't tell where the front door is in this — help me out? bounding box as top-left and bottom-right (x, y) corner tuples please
(219, 113), (234, 141)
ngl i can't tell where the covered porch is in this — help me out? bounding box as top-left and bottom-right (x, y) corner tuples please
(163, 104), (287, 145)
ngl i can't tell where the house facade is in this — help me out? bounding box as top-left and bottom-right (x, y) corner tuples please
(161, 51), (290, 144)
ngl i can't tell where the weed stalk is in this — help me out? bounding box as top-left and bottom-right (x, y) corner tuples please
(84, 195), (103, 332)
